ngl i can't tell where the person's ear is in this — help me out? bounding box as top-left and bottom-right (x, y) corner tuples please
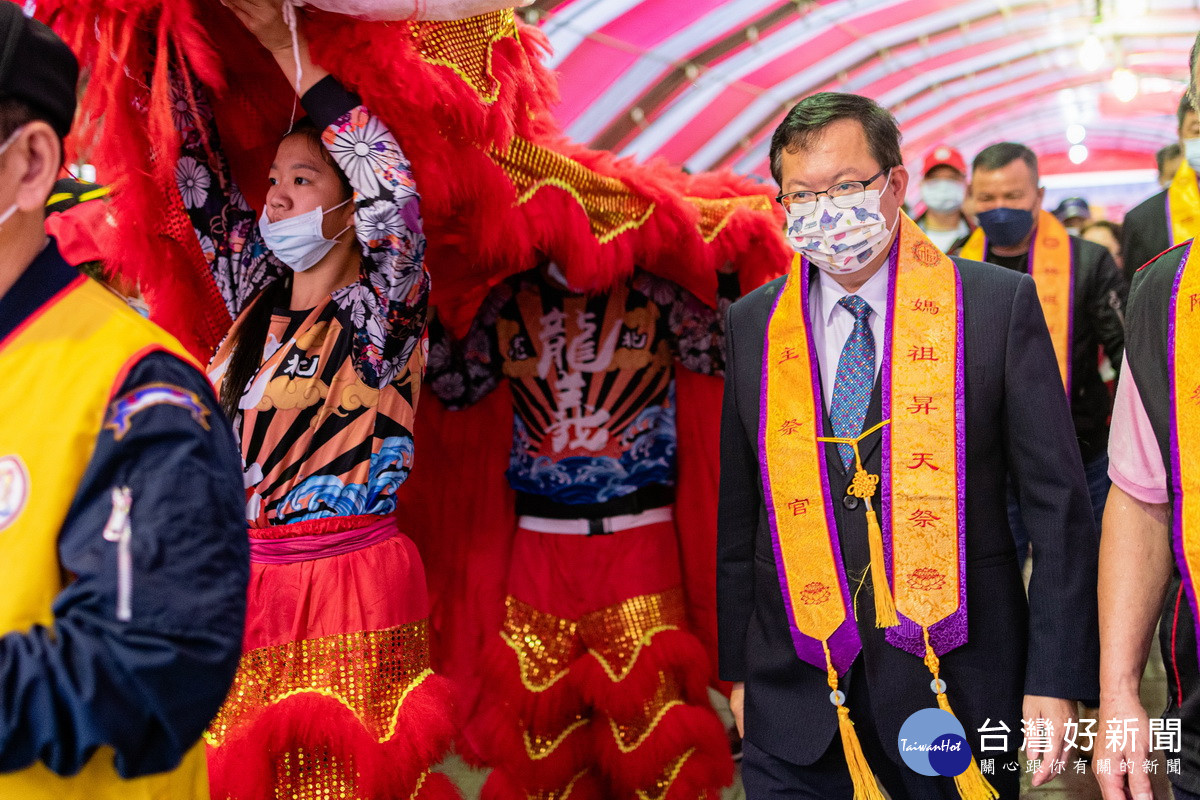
(889, 164), (910, 205)
(7, 122), (59, 212)
(1036, 185), (1046, 209)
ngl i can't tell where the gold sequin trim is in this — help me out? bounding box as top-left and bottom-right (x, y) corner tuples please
(524, 716), (590, 761)
(685, 195), (776, 243)
(526, 768), (589, 800)
(276, 746), (346, 800)
(408, 770), (428, 800)
(494, 137), (656, 244)
(605, 675), (686, 752)
(580, 589), (686, 682)
(635, 748), (697, 800)
(206, 621), (432, 748)
(408, 11), (517, 103)
(501, 596), (580, 692)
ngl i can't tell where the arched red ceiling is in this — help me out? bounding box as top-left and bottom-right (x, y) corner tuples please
(528, 0), (1197, 180)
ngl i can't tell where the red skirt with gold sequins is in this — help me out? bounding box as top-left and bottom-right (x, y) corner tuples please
(464, 516), (733, 800)
(206, 514), (459, 800)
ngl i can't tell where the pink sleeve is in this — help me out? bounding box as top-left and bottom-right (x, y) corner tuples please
(1108, 359), (1169, 505)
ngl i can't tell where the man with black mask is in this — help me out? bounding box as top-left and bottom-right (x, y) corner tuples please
(959, 142), (1127, 566)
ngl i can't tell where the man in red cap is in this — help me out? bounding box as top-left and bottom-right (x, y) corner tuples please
(914, 143), (974, 253)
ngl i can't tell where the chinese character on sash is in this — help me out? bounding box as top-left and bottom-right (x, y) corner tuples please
(908, 509), (940, 528)
(907, 452), (940, 470)
(908, 346), (938, 362)
(907, 395), (938, 414)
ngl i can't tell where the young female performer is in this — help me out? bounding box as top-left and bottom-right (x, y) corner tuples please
(175, 1), (454, 797)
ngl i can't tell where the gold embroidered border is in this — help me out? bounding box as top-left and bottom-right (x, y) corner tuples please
(603, 673), (686, 753)
(580, 588), (686, 682)
(206, 621), (432, 747)
(524, 717), (590, 761)
(635, 748), (697, 800)
(407, 10), (517, 104)
(527, 768), (590, 800)
(685, 195), (775, 243)
(501, 596), (581, 692)
(493, 136), (656, 244)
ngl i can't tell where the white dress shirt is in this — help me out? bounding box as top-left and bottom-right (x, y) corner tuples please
(808, 265), (891, 412)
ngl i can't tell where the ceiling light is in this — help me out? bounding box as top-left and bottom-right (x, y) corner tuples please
(1079, 35), (1106, 72)
(1112, 67), (1139, 102)
(1067, 123), (1087, 144)
(1114, 0), (1148, 18)
(1069, 144), (1089, 164)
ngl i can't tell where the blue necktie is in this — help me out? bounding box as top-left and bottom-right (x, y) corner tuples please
(829, 295), (876, 471)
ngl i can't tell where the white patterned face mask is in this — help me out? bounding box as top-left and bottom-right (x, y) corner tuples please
(784, 190), (897, 275)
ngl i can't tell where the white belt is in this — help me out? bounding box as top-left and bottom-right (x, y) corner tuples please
(517, 506), (674, 535)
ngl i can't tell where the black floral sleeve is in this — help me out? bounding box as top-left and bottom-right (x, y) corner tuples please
(171, 69), (283, 319)
(633, 269), (740, 377)
(425, 280), (511, 410)
(304, 78), (430, 388)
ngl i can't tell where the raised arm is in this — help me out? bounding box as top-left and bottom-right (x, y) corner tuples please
(230, 0), (429, 387)
(171, 66), (279, 318)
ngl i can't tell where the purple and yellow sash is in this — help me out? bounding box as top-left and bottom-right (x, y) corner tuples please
(1168, 160), (1200, 247)
(961, 209), (1074, 393)
(761, 215), (994, 799)
(1170, 242), (1200, 670)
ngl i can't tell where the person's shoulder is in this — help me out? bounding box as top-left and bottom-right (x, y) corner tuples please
(1071, 236), (1113, 269)
(1125, 188), (1168, 223)
(730, 273), (788, 320)
(1130, 240), (1190, 302)
(950, 255), (1025, 292)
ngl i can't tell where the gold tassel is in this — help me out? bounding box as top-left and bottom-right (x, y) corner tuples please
(864, 503), (898, 628)
(823, 643), (886, 800)
(922, 630), (999, 800)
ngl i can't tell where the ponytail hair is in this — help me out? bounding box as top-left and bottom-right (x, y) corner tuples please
(219, 275), (291, 421)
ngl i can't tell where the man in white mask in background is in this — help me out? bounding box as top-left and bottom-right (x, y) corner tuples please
(914, 144), (973, 253)
(717, 91), (1099, 799)
(1121, 92), (1200, 283)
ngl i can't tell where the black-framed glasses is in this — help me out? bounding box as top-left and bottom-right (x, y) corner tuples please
(776, 168), (891, 217)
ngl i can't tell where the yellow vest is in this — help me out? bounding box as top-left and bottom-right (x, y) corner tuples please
(0, 275), (208, 799)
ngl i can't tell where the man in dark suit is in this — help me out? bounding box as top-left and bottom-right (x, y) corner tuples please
(1121, 93), (1200, 281)
(960, 143), (1126, 565)
(717, 92), (1100, 798)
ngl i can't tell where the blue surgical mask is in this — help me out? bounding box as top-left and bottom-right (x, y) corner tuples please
(920, 178), (965, 213)
(976, 207), (1035, 248)
(258, 197), (352, 273)
(1185, 138), (1200, 173)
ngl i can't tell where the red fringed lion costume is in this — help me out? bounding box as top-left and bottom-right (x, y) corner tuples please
(33, 0), (789, 770)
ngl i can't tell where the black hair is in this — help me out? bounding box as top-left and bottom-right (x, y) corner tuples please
(1158, 142), (1182, 175)
(972, 142), (1039, 184)
(1178, 92), (1195, 132)
(219, 277), (290, 421)
(217, 121), (354, 421)
(768, 92), (902, 185)
(1082, 219), (1122, 242)
(1190, 31), (1200, 104)
(284, 118), (352, 199)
